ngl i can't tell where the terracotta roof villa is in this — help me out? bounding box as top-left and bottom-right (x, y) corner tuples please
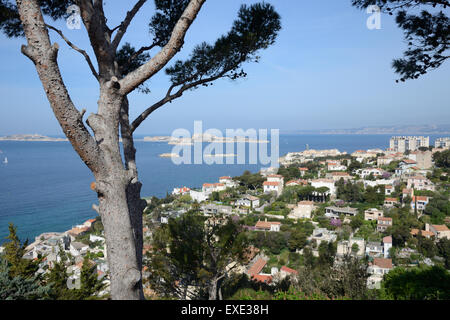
(373, 258), (393, 269)
(247, 258), (267, 276)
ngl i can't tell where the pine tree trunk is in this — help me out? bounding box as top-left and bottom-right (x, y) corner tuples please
(208, 279), (218, 300)
(89, 90), (145, 300)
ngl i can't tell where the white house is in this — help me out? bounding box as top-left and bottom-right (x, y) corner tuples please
(327, 161), (347, 171)
(255, 219), (281, 232)
(368, 258), (393, 275)
(263, 181), (283, 196)
(279, 266), (298, 279)
(357, 168), (384, 179)
(383, 236), (392, 258)
(286, 179), (308, 187)
(385, 185), (394, 196)
(202, 183), (226, 193)
(364, 208), (384, 221)
(310, 179), (336, 196)
(367, 258), (393, 289)
(411, 196), (430, 211)
(236, 195), (260, 209)
(309, 228), (337, 246)
(69, 242), (89, 257)
(407, 176), (435, 191)
(377, 217), (393, 232)
(89, 235), (105, 243)
(189, 190), (209, 202)
(363, 179), (396, 188)
(325, 206), (358, 219)
(267, 174), (284, 186)
(384, 198), (399, 208)
(365, 241), (384, 257)
(219, 176), (238, 188)
(426, 224), (450, 240)
(298, 167), (309, 177)
(172, 186), (191, 195)
(288, 201), (315, 219)
(395, 159), (417, 175)
(326, 171), (353, 182)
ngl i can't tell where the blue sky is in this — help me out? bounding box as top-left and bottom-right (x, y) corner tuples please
(0, 0), (449, 135)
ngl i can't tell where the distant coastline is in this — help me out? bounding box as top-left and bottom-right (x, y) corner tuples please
(143, 134), (269, 145)
(282, 124), (450, 136)
(0, 134), (68, 142)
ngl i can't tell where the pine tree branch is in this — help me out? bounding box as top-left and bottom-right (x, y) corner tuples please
(119, 0), (206, 95)
(46, 24), (99, 81)
(112, 0), (148, 50)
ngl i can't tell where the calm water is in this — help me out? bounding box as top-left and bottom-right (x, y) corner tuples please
(0, 134), (439, 243)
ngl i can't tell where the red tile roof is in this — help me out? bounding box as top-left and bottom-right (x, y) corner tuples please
(412, 196), (429, 202)
(255, 221), (281, 230)
(410, 229), (434, 237)
(247, 258), (267, 276)
(432, 224), (449, 232)
(373, 258), (393, 269)
(251, 274), (272, 284)
(332, 172), (350, 176)
(203, 183), (224, 187)
(298, 201), (314, 206)
(263, 181), (280, 186)
(281, 266), (298, 275)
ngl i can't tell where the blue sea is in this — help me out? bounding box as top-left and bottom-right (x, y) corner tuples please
(0, 134), (441, 243)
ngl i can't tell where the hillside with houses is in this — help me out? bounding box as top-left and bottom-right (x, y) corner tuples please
(2, 136), (449, 300)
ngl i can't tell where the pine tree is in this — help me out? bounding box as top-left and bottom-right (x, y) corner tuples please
(0, 257), (50, 300)
(3, 223), (40, 278)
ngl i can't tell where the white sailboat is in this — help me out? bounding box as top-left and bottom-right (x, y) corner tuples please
(3, 157), (7, 164)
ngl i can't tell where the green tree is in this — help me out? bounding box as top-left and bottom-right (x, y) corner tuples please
(437, 238), (450, 269)
(288, 230), (307, 252)
(234, 171), (265, 190)
(0, 257), (51, 300)
(417, 234), (438, 258)
(73, 257), (106, 300)
(147, 212), (249, 300)
(433, 149), (450, 168)
(318, 242), (336, 268)
(3, 223), (40, 278)
(331, 255), (369, 299)
(381, 266), (450, 300)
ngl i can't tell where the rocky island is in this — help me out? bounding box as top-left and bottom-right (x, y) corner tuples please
(144, 133), (269, 145)
(0, 134), (68, 142)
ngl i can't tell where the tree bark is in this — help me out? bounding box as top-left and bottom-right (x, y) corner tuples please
(87, 87), (145, 300)
(208, 278), (218, 300)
